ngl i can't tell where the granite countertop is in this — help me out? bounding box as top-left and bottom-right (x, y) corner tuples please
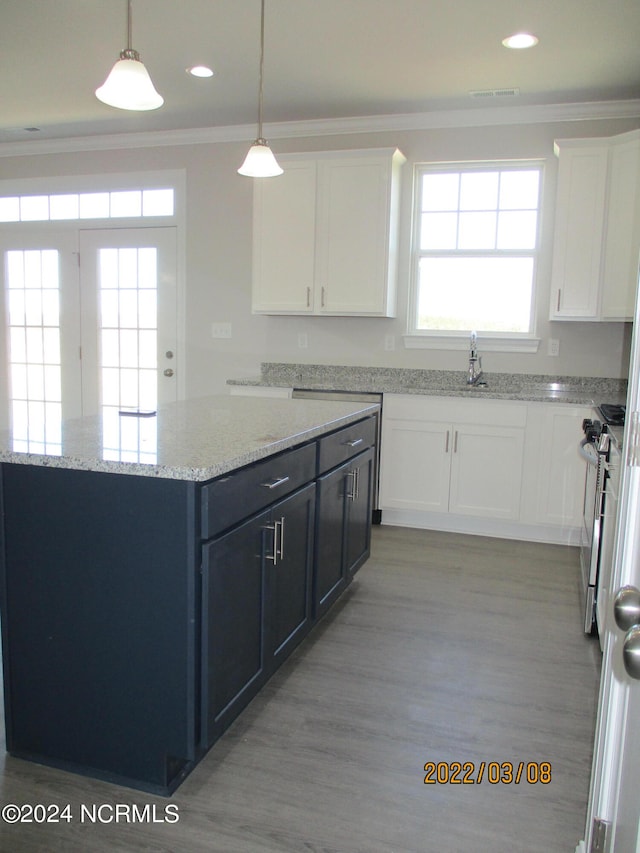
(0, 395), (379, 482)
(228, 363), (628, 407)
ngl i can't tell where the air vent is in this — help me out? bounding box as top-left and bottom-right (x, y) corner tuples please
(469, 87), (520, 99)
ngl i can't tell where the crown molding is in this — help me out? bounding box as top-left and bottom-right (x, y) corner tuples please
(1, 99), (639, 158)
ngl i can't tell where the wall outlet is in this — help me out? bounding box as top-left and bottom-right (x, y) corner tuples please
(298, 333), (308, 349)
(547, 338), (560, 357)
(211, 322), (232, 339)
(384, 334), (396, 351)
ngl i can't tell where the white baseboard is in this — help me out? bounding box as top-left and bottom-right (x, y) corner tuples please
(380, 508), (581, 546)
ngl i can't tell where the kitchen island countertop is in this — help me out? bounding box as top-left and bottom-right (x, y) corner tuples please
(0, 395), (379, 481)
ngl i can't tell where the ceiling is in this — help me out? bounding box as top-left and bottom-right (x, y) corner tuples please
(2, 0), (640, 145)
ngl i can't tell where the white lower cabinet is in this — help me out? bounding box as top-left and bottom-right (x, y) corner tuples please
(380, 395), (525, 523)
(521, 402), (592, 530)
(449, 423), (524, 519)
(380, 393), (588, 544)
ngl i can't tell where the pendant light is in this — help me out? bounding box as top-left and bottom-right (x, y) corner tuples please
(238, 0), (283, 177)
(96, 0), (164, 111)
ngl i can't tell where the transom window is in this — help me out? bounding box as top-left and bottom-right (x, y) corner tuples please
(0, 188), (174, 223)
(411, 162), (542, 337)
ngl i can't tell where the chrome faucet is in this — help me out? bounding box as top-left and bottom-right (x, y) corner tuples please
(467, 331), (483, 385)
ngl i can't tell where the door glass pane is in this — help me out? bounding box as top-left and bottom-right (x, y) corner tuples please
(5, 249), (62, 453)
(98, 247), (158, 418)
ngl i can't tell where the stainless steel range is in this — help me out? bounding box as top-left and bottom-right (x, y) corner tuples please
(579, 404), (625, 636)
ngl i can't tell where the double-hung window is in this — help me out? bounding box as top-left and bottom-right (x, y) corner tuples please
(410, 161), (542, 346)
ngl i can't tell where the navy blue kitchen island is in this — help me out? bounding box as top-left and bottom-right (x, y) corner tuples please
(0, 395), (378, 794)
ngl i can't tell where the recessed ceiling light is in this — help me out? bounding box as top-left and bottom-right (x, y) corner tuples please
(187, 65), (214, 78)
(502, 32), (539, 49)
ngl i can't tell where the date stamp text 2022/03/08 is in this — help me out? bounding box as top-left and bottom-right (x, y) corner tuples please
(423, 761), (552, 785)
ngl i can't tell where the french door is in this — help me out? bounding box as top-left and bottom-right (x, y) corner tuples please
(0, 227), (178, 448)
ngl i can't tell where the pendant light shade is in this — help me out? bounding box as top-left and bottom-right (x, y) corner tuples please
(96, 0), (163, 111)
(238, 139), (283, 177)
(238, 0), (282, 177)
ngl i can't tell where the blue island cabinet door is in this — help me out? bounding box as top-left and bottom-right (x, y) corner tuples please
(201, 509), (269, 748)
(200, 482), (316, 750)
(265, 483), (316, 668)
(345, 446), (375, 579)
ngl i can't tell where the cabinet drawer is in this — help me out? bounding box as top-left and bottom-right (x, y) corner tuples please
(317, 416), (377, 475)
(201, 442), (316, 539)
(383, 394), (527, 428)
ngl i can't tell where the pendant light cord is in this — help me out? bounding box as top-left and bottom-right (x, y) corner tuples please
(127, 0), (133, 50)
(257, 0), (266, 141)
(121, 0), (139, 61)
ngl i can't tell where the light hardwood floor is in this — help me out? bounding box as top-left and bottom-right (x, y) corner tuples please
(0, 526), (601, 853)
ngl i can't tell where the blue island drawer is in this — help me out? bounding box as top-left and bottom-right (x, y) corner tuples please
(317, 416), (377, 475)
(201, 441), (317, 539)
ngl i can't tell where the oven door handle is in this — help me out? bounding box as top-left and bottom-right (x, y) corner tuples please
(579, 437), (599, 465)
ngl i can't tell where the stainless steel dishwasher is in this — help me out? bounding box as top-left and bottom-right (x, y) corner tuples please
(291, 388), (383, 523)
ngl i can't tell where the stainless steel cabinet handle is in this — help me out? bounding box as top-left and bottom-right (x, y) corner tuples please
(264, 520), (280, 564)
(260, 475), (290, 490)
(346, 470), (356, 501)
(306, 286), (311, 308)
(557, 289), (562, 312)
(454, 430), (459, 453)
(265, 517), (285, 564)
(321, 286), (326, 308)
(344, 438), (363, 448)
(163, 368), (174, 377)
(278, 516), (285, 561)
(346, 467), (360, 501)
(445, 430), (450, 453)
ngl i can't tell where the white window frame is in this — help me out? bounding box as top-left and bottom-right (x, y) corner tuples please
(405, 160), (544, 353)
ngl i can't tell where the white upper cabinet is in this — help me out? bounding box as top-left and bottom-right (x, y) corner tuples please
(550, 129), (640, 321)
(601, 133), (640, 319)
(252, 148), (406, 317)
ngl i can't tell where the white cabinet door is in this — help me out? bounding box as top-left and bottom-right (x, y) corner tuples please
(529, 403), (592, 529)
(252, 160), (317, 313)
(379, 417), (450, 512)
(449, 424), (524, 520)
(316, 155), (397, 316)
(550, 142), (608, 320)
(601, 133), (640, 320)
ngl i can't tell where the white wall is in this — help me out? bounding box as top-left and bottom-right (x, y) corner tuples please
(0, 113), (638, 398)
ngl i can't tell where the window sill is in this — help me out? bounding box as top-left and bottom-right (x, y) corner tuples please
(403, 333), (540, 354)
